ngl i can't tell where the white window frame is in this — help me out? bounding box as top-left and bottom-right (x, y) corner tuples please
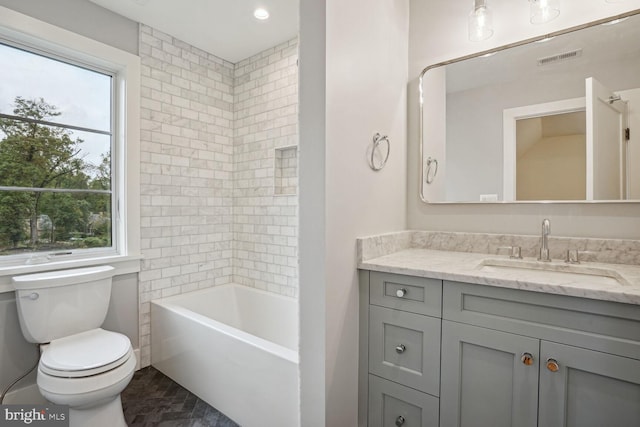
(0, 6), (140, 290)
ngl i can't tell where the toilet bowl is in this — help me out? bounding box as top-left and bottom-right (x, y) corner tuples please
(12, 266), (135, 427)
(37, 328), (136, 427)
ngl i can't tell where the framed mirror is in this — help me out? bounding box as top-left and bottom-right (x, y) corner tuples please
(419, 10), (640, 203)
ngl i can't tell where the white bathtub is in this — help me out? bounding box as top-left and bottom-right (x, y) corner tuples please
(151, 284), (299, 427)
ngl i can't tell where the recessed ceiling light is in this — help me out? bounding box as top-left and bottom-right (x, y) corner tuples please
(254, 8), (270, 20)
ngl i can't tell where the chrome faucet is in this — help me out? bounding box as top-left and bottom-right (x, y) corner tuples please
(538, 218), (551, 262)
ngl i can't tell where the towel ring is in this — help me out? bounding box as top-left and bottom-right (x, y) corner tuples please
(369, 133), (390, 171)
(425, 157), (438, 184)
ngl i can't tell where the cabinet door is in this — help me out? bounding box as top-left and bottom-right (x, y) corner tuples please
(539, 341), (640, 427)
(440, 321), (539, 427)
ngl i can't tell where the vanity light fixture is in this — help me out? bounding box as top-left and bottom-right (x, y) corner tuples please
(529, 0), (560, 25)
(468, 0), (561, 42)
(468, 0), (494, 42)
(253, 8), (270, 20)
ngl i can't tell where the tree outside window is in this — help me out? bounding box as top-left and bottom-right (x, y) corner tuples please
(0, 97), (112, 255)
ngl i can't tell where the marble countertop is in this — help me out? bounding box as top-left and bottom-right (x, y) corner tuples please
(358, 232), (640, 305)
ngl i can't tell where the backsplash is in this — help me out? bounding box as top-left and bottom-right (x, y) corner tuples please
(359, 231), (640, 266)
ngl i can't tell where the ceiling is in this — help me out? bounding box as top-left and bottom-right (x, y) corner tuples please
(88, 0), (299, 63)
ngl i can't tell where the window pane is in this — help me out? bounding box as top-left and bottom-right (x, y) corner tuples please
(0, 43), (111, 132)
(0, 121), (111, 190)
(0, 191), (112, 255)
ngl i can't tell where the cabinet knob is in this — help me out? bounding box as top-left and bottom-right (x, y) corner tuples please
(546, 358), (560, 372)
(521, 352), (534, 366)
(396, 288), (407, 298)
(395, 415), (406, 426)
(395, 344), (406, 354)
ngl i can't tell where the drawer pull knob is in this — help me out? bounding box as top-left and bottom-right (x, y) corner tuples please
(395, 416), (406, 426)
(521, 352), (534, 366)
(396, 288), (407, 298)
(546, 358), (560, 372)
(395, 344), (406, 354)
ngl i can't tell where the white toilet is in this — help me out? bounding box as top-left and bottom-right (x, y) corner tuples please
(12, 266), (136, 427)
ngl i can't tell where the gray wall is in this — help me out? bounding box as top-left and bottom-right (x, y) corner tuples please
(0, 291), (39, 398)
(299, 0), (410, 424)
(0, 0), (138, 55)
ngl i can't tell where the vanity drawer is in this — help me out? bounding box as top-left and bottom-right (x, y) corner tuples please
(370, 271), (442, 317)
(443, 280), (640, 360)
(368, 374), (439, 427)
(369, 305), (441, 396)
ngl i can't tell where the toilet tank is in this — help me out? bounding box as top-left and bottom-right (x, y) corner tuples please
(12, 266), (116, 343)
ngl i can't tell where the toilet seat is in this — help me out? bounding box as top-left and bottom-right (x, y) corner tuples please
(40, 328), (132, 378)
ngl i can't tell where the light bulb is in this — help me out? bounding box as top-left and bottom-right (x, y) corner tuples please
(469, 0), (494, 42)
(530, 0), (560, 25)
(254, 8), (270, 20)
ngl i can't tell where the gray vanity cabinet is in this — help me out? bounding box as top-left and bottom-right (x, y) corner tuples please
(359, 271), (442, 427)
(360, 272), (640, 427)
(439, 321), (539, 427)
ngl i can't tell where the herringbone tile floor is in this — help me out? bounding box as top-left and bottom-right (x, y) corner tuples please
(122, 366), (240, 427)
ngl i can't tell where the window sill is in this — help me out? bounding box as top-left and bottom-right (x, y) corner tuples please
(0, 254), (141, 294)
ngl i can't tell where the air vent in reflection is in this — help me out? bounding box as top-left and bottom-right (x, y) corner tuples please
(537, 49), (583, 66)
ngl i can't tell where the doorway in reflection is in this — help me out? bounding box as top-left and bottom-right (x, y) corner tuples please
(516, 111), (586, 200)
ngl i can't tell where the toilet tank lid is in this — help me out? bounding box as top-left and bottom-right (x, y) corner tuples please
(12, 265), (115, 290)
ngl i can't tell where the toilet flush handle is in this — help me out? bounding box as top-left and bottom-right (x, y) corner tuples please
(21, 292), (39, 300)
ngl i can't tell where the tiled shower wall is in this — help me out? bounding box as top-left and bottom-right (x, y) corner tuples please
(138, 27), (298, 366)
(138, 25), (235, 366)
(233, 39), (299, 297)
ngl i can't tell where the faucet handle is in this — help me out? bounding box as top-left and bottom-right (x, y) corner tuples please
(565, 250), (596, 264)
(497, 246), (523, 259)
(509, 246), (522, 259)
(565, 249), (580, 264)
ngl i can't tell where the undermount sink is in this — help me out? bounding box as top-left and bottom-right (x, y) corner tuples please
(477, 258), (630, 287)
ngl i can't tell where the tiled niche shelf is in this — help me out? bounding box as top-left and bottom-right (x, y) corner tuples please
(274, 145), (298, 196)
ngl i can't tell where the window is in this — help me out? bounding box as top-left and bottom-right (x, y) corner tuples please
(0, 42), (114, 258)
(0, 6), (140, 273)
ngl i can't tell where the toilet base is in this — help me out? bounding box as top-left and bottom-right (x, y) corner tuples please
(38, 353), (136, 427)
(68, 395), (126, 427)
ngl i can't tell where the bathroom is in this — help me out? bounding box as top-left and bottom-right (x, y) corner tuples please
(0, 0), (639, 426)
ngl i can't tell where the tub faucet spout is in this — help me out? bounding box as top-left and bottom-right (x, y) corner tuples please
(538, 218), (551, 262)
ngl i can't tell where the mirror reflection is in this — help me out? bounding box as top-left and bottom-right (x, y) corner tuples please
(420, 11), (640, 203)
